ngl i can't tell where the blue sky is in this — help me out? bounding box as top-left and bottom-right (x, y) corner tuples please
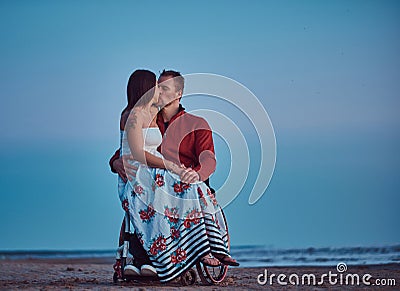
(0, 1), (399, 250)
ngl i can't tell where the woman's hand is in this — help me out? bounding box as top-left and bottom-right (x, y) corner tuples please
(164, 161), (199, 183)
(180, 167), (200, 184)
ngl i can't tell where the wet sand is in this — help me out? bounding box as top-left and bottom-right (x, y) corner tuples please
(0, 258), (399, 290)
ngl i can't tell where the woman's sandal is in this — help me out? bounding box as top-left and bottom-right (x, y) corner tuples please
(214, 254), (240, 266)
(200, 254), (221, 267)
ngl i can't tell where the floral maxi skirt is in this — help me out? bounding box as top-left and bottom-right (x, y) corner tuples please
(119, 164), (230, 282)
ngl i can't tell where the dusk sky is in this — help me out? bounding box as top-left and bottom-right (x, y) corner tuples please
(0, 1), (399, 250)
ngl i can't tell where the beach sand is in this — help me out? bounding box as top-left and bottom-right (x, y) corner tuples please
(1, 258), (399, 290)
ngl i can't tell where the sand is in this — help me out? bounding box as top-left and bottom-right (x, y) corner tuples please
(0, 257), (399, 290)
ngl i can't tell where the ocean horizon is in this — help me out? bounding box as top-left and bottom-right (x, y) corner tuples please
(2, 244), (399, 268)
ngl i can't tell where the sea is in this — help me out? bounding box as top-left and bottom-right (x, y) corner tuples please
(1, 245), (399, 268)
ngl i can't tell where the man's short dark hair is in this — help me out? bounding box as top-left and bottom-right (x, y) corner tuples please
(159, 69), (184, 93)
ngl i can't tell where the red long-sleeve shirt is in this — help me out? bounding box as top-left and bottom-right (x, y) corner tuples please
(109, 105), (216, 181)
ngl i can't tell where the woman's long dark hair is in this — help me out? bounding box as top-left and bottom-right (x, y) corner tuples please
(121, 69), (156, 118)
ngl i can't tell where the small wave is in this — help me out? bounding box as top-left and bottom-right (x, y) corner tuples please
(1, 244), (399, 267)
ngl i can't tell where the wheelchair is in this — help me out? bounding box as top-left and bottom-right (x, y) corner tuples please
(112, 209), (230, 286)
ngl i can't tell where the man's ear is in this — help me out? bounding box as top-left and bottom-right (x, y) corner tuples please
(176, 89), (183, 99)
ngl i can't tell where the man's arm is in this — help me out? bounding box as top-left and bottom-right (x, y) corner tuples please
(109, 148), (129, 183)
(109, 149), (120, 174)
(192, 126), (216, 181)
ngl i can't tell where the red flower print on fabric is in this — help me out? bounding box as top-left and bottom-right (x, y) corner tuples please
(122, 199), (129, 212)
(183, 208), (202, 229)
(149, 234), (167, 256)
(173, 182), (183, 193)
(134, 184), (144, 195)
(171, 247), (187, 265)
(139, 204), (156, 223)
(173, 182), (191, 196)
(170, 227), (180, 240)
(197, 187), (208, 208)
(155, 174), (164, 187)
(164, 206), (180, 225)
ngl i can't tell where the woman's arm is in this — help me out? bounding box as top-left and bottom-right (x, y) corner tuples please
(125, 109), (183, 175)
(144, 152), (183, 174)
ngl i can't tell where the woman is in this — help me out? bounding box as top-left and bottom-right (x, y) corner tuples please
(119, 69), (237, 283)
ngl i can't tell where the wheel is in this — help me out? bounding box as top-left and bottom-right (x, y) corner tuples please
(113, 271), (118, 283)
(197, 210), (230, 285)
(196, 262), (228, 285)
(120, 257), (127, 279)
(113, 259), (123, 282)
(180, 268), (197, 286)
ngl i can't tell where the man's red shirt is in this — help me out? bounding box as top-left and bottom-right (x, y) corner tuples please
(110, 105), (216, 181)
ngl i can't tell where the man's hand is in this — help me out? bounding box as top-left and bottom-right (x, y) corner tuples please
(122, 154), (138, 181)
(180, 167), (200, 184)
(112, 157), (127, 183)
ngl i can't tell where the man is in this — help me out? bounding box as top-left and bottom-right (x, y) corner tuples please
(110, 70), (233, 276)
(110, 70), (216, 186)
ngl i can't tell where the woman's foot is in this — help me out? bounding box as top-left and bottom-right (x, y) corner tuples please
(213, 254), (240, 266)
(140, 264), (157, 276)
(200, 254), (221, 267)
